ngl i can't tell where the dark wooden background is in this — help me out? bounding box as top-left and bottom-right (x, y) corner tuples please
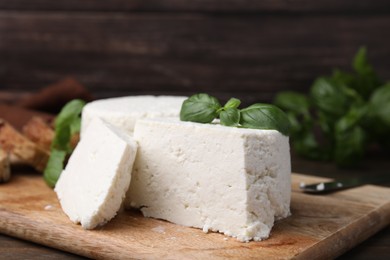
(1, 0), (390, 103)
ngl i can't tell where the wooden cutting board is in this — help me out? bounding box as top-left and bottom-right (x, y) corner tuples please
(0, 171), (389, 259)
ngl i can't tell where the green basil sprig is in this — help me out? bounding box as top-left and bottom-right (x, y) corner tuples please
(180, 93), (290, 136)
(274, 47), (390, 167)
(44, 99), (86, 187)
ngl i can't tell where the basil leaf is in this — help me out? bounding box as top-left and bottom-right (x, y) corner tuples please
(52, 99), (85, 151)
(52, 125), (72, 152)
(334, 126), (366, 167)
(364, 83), (390, 151)
(317, 111), (333, 138)
(369, 83), (390, 127)
(273, 90), (314, 140)
(180, 93), (221, 123)
(352, 47), (382, 98)
(44, 99), (85, 187)
(224, 98), (241, 109)
(310, 77), (350, 119)
(331, 69), (355, 87)
(274, 91), (310, 117)
(293, 130), (331, 161)
(333, 106), (367, 167)
(55, 100), (86, 130)
(335, 106), (367, 134)
(43, 149), (67, 188)
(285, 112), (302, 136)
(70, 117), (82, 135)
(240, 103), (290, 136)
(220, 108), (240, 126)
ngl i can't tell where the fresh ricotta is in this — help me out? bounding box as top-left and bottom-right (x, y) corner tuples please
(125, 118), (291, 242)
(81, 95), (186, 135)
(55, 118), (138, 229)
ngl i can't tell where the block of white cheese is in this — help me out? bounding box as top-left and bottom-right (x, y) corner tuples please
(55, 118), (138, 229)
(81, 95), (186, 135)
(125, 118), (291, 242)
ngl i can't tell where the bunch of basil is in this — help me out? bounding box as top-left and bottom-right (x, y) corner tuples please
(180, 94), (290, 136)
(274, 47), (390, 167)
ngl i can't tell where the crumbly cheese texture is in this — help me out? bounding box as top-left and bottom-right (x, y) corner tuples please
(81, 95), (186, 135)
(125, 118), (291, 242)
(55, 118), (138, 229)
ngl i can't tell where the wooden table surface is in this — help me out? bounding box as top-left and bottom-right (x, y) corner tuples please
(1, 154), (389, 259)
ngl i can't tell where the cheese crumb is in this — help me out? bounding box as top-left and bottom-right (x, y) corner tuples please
(44, 204), (53, 211)
(202, 225), (210, 234)
(151, 226), (166, 234)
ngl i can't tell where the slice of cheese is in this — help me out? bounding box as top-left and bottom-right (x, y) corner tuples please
(126, 118), (291, 242)
(55, 118), (138, 229)
(81, 95), (186, 135)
